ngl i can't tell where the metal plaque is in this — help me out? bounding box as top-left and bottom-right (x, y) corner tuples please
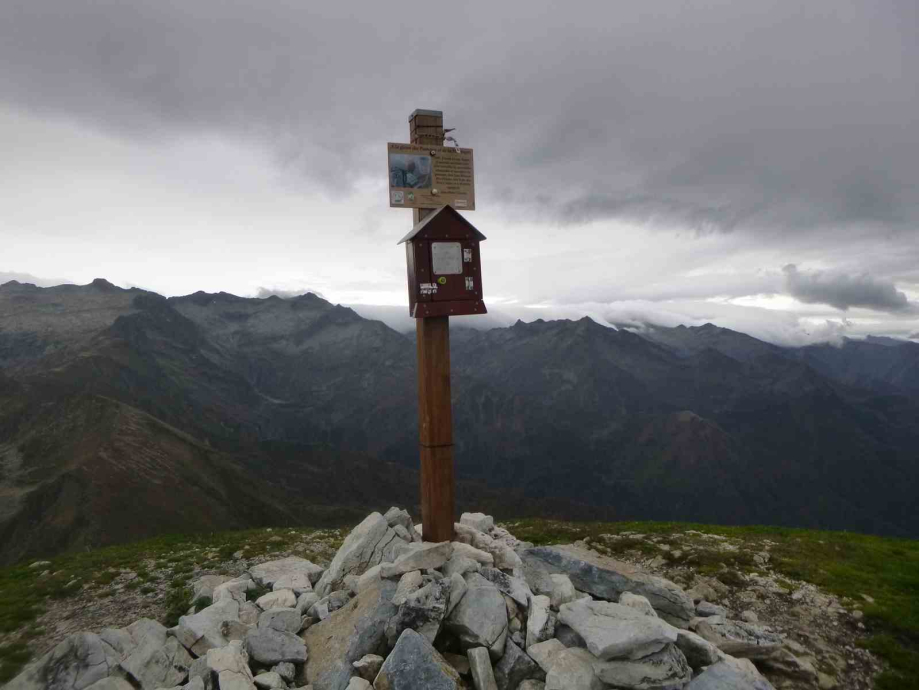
(431, 242), (463, 275)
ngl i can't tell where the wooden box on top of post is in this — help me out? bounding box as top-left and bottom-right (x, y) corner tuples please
(398, 204), (487, 318)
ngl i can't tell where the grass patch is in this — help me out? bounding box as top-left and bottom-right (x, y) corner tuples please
(0, 524), (341, 683)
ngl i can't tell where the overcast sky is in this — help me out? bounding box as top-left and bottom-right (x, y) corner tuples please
(2, 1), (917, 344)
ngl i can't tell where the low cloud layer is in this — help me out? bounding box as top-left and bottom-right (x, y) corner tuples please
(783, 264), (915, 313)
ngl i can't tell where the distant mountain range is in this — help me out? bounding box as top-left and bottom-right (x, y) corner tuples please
(1, 279), (917, 564)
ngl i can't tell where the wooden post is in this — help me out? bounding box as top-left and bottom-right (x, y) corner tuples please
(410, 109), (455, 543)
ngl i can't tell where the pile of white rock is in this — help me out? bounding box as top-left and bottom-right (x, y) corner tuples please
(9, 508), (787, 690)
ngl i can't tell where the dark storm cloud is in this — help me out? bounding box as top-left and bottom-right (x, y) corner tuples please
(2, 1), (918, 237)
(783, 264), (916, 313)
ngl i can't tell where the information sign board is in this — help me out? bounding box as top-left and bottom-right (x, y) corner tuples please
(387, 143), (475, 210)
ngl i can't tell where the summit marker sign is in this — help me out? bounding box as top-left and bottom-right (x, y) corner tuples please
(388, 142), (475, 210)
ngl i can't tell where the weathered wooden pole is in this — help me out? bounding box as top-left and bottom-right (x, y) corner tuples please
(410, 109), (455, 543)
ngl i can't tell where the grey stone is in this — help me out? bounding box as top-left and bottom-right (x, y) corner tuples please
(558, 598), (677, 661)
(373, 629), (461, 690)
(549, 575), (577, 610)
(351, 654), (384, 681)
(452, 542), (495, 566)
(206, 641), (256, 690)
(479, 567), (532, 609)
(380, 542), (453, 579)
(685, 657), (776, 690)
(392, 570), (424, 606)
(445, 573), (508, 660)
(256, 590), (297, 611)
(526, 595), (555, 649)
(253, 672), (286, 689)
(245, 628), (308, 665)
(385, 579), (450, 646)
(493, 638), (543, 690)
(392, 525), (413, 544)
(315, 513), (403, 597)
(555, 624), (587, 649)
(187, 656), (213, 690)
(696, 601), (726, 618)
(443, 555), (481, 579)
(184, 677), (206, 690)
(460, 512), (495, 532)
(239, 602), (260, 627)
(355, 565), (382, 593)
(258, 608), (302, 634)
(194, 576), (233, 602)
(544, 649), (602, 690)
(741, 610), (759, 623)
(526, 639), (567, 674)
(523, 545), (694, 627)
(620, 592), (658, 618)
(486, 542), (522, 571)
(302, 579), (398, 690)
(676, 629), (723, 669)
(346, 678), (372, 690)
(117, 619), (192, 690)
(221, 620), (250, 643)
(295, 593), (319, 615)
(384, 507), (414, 531)
(84, 680), (135, 690)
(447, 572), (467, 616)
(518, 682), (546, 690)
(174, 599), (241, 656)
(590, 643), (691, 689)
(468, 647), (498, 690)
(272, 663), (296, 683)
(250, 557), (324, 592)
(212, 577), (254, 605)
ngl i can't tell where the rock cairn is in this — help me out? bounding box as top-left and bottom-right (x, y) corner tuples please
(10, 508), (818, 690)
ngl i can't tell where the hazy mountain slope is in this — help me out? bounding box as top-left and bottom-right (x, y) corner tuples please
(1, 279), (918, 564)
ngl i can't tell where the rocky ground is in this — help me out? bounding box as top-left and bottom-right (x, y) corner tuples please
(6, 511), (884, 690)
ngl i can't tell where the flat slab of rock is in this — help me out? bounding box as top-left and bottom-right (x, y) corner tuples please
(479, 567), (532, 609)
(249, 557), (324, 592)
(246, 628), (308, 665)
(523, 545), (694, 627)
(527, 639), (567, 674)
(686, 657), (776, 689)
(316, 512), (404, 596)
(302, 579), (398, 690)
(380, 541), (453, 579)
(590, 643), (691, 689)
(207, 640), (256, 690)
(256, 589), (297, 611)
(258, 607), (302, 634)
(460, 512), (495, 532)
(374, 629), (461, 690)
(558, 598), (677, 661)
(468, 646), (499, 690)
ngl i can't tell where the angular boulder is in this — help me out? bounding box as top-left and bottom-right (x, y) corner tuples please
(245, 628), (308, 665)
(526, 595), (555, 649)
(206, 641), (256, 690)
(445, 573), (508, 660)
(315, 512), (404, 596)
(249, 557), (324, 592)
(524, 545), (694, 627)
(7, 632), (118, 690)
(373, 629), (461, 690)
(494, 638), (544, 690)
(686, 657), (776, 689)
(460, 512), (495, 532)
(468, 647), (499, 690)
(591, 643), (691, 689)
(257, 608), (302, 634)
(173, 599), (241, 657)
(302, 579), (398, 690)
(380, 542), (453, 579)
(116, 619), (192, 690)
(544, 648), (602, 690)
(558, 598), (677, 661)
(479, 567), (532, 609)
(620, 592), (658, 618)
(385, 578), (450, 646)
